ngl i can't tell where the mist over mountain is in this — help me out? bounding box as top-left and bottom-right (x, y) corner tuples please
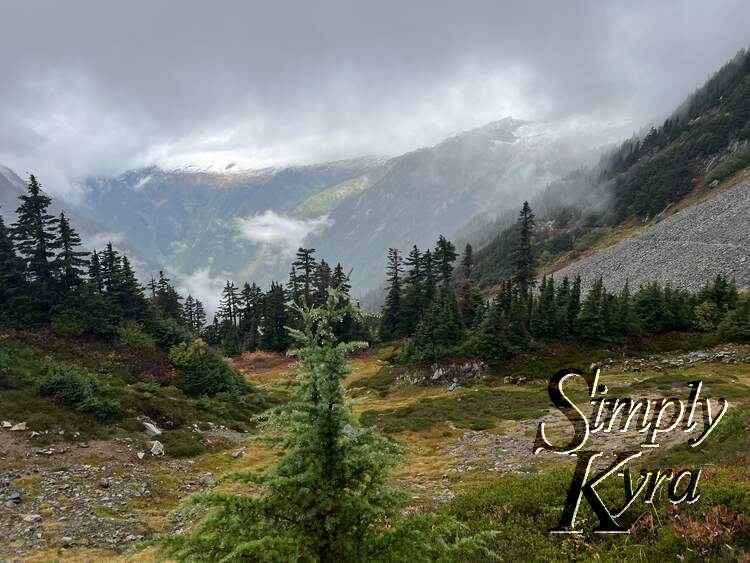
(5, 116), (624, 309)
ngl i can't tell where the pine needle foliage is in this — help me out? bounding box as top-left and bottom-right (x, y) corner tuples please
(153, 289), (493, 562)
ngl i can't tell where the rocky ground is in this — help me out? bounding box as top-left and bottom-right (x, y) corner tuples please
(2, 345), (747, 561)
(0, 423), (237, 561)
(553, 177), (750, 292)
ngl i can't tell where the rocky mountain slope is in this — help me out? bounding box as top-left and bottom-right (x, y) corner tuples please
(552, 175), (750, 292)
(2, 116), (618, 304)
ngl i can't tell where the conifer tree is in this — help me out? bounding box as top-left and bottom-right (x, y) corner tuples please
(219, 281), (240, 330)
(577, 278), (606, 340)
(458, 243), (482, 328)
(184, 295), (196, 331)
(312, 259), (332, 306)
(0, 213), (26, 315)
(88, 250), (104, 294)
(292, 247), (317, 306)
(466, 297), (515, 362)
(567, 275), (582, 335)
(154, 290), (486, 561)
(239, 282), (264, 351)
(380, 248), (403, 340)
(433, 235), (458, 288)
(261, 282), (289, 352)
(52, 211), (89, 291)
(421, 248), (436, 307)
(400, 245), (424, 334)
(11, 174), (57, 285)
(194, 299), (207, 332)
(512, 201), (536, 292)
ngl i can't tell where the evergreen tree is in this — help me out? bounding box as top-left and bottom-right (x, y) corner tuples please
(194, 299), (207, 332)
(313, 259), (332, 306)
(184, 295), (196, 331)
(219, 280), (240, 330)
(11, 174), (57, 285)
(421, 249), (436, 306)
(0, 213), (26, 315)
(154, 291), (477, 561)
(239, 282), (264, 351)
(52, 211), (89, 291)
(261, 282), (289, 352)
(577, 278), (607, 340)
(433, 235), (458, 288)
(612, 281), (641, 337)
(380, 248), (403, 340)
(400, 245), (424, 334)
(465, 297), (515, 363)
(292, 247), (317, 306)
(458, 243), (482, 328)
(404, 289), (464, 363)
(88, 250), (104, 294)
(567, 275), (582, 335)
(512, 201), (536, 292)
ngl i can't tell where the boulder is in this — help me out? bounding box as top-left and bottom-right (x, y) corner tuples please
(148, 441), (165, 457)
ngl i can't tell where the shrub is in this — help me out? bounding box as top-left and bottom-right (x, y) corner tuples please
(51, 313), (86, 337)
(37, 361), (121, 419)
(168, 338), (251, 397)
(117, 320), (157, 350)
(160, 428), (207, 457)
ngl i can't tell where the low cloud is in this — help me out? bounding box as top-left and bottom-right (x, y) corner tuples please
(177, 266), (227, 317)
(234, 210), (332, 255)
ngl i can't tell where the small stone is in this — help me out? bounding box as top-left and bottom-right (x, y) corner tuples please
(447, 382), (459, 392)
(2, 420), (12, 428)
(30, 431), (40, 438)
(61, 536), (74, 546)
(342, 424), (359, 438)
(198, 473), (215, 486)
(22, 514), (42, 523)
(231, 448), (245, 459)
(7, 490), (21, 504)
(142, 421), (162, 437)
(77, 442), (89, 448)
(136, 451), (145, 460)
(10, 422), (27, 431)
(149, 440), (165, 456)
(99, 478), (110, 489)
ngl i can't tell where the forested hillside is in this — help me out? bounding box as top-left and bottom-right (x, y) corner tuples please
(470, 49), (750, 290)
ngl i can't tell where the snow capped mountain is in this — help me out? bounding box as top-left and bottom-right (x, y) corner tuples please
(1, 117), (631, 307)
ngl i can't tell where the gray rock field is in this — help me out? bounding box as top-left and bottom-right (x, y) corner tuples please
(553, 178), (750, 292)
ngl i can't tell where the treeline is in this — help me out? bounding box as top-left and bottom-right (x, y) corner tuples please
(0, 174), (193, 347)
(202, 247), (370, 356)
(0, 174), (367, 358)
(382, 202), (750, 365)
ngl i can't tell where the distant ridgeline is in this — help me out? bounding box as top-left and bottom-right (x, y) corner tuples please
(470, 48), (750, 290)
(0, 175), (370, 355)
(378, 201), (750, 366)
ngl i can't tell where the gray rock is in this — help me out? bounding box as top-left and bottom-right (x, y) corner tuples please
(553, 178), (750, 294)
(142, 422), (162, 437)
(198, 473), (215, 486)
(7, 490), (21, 504)
(10, 422), (27, 431)
(99, 478), (110, 489)
(148, 441), (165, 457)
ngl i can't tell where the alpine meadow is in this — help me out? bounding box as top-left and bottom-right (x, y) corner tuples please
(2, 2), (750, 562)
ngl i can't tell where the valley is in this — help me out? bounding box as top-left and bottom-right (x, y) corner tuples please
(2, 332), (749, 561)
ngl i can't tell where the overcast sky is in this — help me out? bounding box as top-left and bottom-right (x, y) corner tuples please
(1, 0), (748, 199)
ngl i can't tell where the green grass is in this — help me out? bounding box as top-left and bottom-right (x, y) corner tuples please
(359, 388), (547, 433)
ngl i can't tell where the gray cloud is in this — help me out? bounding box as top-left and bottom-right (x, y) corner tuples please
(0, 1), (748, 197)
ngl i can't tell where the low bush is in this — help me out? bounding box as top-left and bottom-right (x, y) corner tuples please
(168, 338), (251, 397)
(36, 360), (121, 419)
